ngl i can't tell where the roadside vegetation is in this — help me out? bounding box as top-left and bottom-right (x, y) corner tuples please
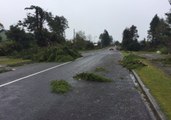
(119, 6), (171, 118)
(121, 54), (146, 70)
(0, 57), (31, 67)
(0, 67), (11, 73)
(73, 72), (112, 82)
(136, 60), (171, 119)
(158, 57), (171, 65)
(95, 67), (107, 72)
(50, 80), (71, 94)
(0, 5), (116, 65)
(0, 5), (100, 64)
(122, 52), (171, 119)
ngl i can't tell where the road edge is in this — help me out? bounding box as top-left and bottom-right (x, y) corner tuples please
(0, 62), (71, 88)
(131, 70), (166, 120)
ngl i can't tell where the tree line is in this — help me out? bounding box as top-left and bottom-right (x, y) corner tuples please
(121, 10), (171, 53)
(0, 5), (114, 58)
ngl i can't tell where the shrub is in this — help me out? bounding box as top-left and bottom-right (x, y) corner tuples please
(50, 80), (71, 94)
(95, 67), (107, 72)
(121, 54), (146, 70)
(12, 46), (81, 62)
(73, 72), (112, 82)
(159, 47), (169, 54)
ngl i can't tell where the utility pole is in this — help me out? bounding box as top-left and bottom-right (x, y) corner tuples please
(73, 29), (76, 40)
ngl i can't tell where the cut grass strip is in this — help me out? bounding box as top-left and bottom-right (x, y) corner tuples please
(135, 61), (171, 120)
(95, 67), (107, 72)
(121, 51), (171, 119)
(121, 54), (146, 70)
(50, 80), (71, 94)
(0, 57), (31, 67)
(73, 72), (112, 82)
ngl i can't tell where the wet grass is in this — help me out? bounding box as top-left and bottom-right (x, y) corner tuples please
(121, 51), (171, 119)
(50, 80), (71, 94)
(135, 61), (171, 120)
(0, 57), (31, 67)
(121, 54), (146, 70)
(95, 67), (107, 72)
(73, 72), (112, 82)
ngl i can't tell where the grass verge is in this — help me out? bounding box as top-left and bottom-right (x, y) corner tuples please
(0, 57), (31, 67)
(135, 61), (171, 119)
(95, 67), (107, 72)
(73, 72), (112, 82)
(50, 80), (71, 94)
(121, 51), (171, 119)
(121, 54), (146, 70)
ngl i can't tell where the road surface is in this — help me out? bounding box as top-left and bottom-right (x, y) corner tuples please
(0, 49), (152, 120)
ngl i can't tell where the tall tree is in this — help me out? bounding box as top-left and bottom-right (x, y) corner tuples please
(46, 13), (68, 44)
(0, 22), (4, 31)
(148, 14), (160, 46)
(99, 30), (113, 47)
(6, 25), (34, 50)
(165, 10), (171, 53)
(19, 5), (49, 46)
(73, 31), (86, 50)
(18, 5), (69, 46)
(122, 25), (140, 51)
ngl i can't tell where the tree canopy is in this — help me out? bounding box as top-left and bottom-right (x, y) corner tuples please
(99, 30), (113, 47)
(17, 5), (68, 47)
(122, 25), (140, 51)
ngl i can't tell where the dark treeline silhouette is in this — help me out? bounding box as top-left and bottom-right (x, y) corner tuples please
(0, 5), (96, 61)
(121, 11), (171, 53)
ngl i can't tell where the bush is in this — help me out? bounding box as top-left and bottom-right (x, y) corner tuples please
(10, 46), (81, 62)
(0, 40), (17, 56)
(50, 80), (71, 94)
(121, 54), (146, 70)
(73, 72), (112, 82)
(159, 47), (169, 54)
(32, 46), (81, 62)
(95, 67), (107, 72)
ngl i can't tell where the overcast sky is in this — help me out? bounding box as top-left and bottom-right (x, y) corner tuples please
(0, 0), (170, 42)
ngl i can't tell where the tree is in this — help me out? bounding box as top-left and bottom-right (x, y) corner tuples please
(99, 30), (113, 47)
(17, 5), (49, 47)
(148, 14), (161, 46)
(72, 31), (94, 50)
(46, 13), (68, 44)
(6, 25), (34, 50)
(18, 5), (69, 46)
(165, 13), (171, 53)
(73, 31), (87, 50)
(114, 41), (121, 46)
(122, 25), (140, 51)
(0, 23), (4, 31)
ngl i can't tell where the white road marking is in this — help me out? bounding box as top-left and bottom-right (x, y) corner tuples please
(0, 62), (71, 88)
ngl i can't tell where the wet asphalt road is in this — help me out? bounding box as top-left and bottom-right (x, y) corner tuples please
(0, 49), (152, 120)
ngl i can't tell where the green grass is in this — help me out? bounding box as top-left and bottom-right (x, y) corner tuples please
(73, 72), (112, 82)
(135, 60), (171, 119)
(121, 51), (171, 119)
(0, 57), (31, 66)
(50, 80), (71, 94)
(95, 67), (107, 72)
(121, 54), (146, 70)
